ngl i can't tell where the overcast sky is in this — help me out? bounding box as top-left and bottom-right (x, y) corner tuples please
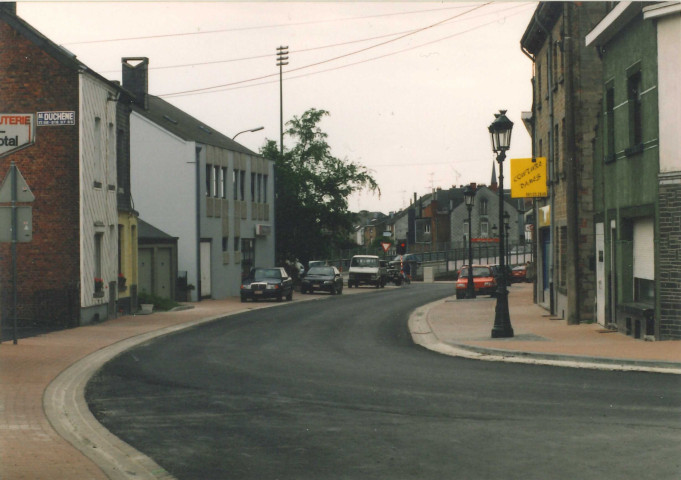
(18, 1), (537, 213)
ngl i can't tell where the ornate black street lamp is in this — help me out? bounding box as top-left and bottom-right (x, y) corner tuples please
(488, 110), (514, 338)
(463, 184), (477, 299)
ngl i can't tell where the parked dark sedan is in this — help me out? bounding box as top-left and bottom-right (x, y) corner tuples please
(300, 266), (343, 295)
(240, 267), (293, 302)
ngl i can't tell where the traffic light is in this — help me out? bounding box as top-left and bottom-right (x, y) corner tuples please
(396, 241), (407, 255)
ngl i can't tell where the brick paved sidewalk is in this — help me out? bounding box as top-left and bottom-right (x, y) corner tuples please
(421, 283), (681, 369)
(0, 299), (265, 480)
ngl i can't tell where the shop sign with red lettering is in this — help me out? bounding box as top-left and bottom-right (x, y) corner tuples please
(0, 114), (35, 158)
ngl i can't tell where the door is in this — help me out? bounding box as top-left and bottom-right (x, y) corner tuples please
(138, 248), (153, 295)
(541, 228), (551, 307)
(156, 247), (172, 299)
(595, 223), (605, 326)
(200, 240), (212, 298)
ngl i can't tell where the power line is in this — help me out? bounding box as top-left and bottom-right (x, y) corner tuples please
(161, 3), (532, 99)
(63, 3), (479, 46)
(98, 2), (531, 75)
(159, 3), (491, 98)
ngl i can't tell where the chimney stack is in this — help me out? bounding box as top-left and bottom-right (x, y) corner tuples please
(0, 3), (17, 15)
(122, 57), (149, 110)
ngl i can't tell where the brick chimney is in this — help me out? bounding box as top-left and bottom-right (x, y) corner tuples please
(122, 57), (149, 110)
(0, 3), (17, 15)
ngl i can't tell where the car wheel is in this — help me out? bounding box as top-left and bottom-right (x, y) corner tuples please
(330, 285), (336, 295)
(456, 291), (464, 299)
(240, 296), (246, 303)
(252, 297), (258, 302)
(301, 287), (307, 294)
(286, 290), (293, 301)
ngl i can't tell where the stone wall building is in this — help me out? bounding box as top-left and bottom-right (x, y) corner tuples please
(520, 2), (608, 324)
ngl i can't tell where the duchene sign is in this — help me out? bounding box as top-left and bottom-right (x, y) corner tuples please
(510, 157), (548, 198)
(0, 114), (35, 158)
(37, 111), (76, 126)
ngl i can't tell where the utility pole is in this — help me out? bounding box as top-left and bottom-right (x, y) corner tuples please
(276, 46), (289, 156)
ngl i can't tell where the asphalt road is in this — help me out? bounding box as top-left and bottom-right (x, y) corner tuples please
(86, 284), (681, 480)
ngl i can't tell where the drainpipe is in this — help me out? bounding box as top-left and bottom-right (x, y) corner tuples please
(563, 4), (580, 325)
(521, 44), (538, 304)
(195, 146), (202, 301)
(533, 8), (555, 315)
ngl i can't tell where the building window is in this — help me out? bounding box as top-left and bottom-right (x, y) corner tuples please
(481, 221), (489, 238)
(233, 170), (238, 200)
(94, 117), (102, 182)
(605, 83), (615, 161)
(241, 238), (254, 277)
(94, 233), (103, 280)
(234, 236), (240, 251)
(479, 199), (488, 215)
(537, 62), (542, 105)
(240, 170), (245, 201)
(205, 164), (212, 197)
(251, 172), (256, 202)
(263, 175), (268, 203)
(257, 174), (262, 202)
(221, 167), (227, 199)
(213, 165), (220, 198)
(559, 226), (567, 288)
(627, 70), (643, 148)
(222, 236), (228, 252)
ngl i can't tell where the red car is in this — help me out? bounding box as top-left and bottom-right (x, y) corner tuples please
(511, 265), (529, 283)
(455, 265), (497, 299)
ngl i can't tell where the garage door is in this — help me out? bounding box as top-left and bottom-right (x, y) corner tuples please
(633, 217), (654, 280)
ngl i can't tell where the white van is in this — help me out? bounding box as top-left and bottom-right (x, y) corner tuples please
(348, 255), (386, 288)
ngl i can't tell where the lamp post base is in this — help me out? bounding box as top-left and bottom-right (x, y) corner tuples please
(491, 290), (514, 338)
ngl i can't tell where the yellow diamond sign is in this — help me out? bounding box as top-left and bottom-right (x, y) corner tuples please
(510, 157), (547, 198)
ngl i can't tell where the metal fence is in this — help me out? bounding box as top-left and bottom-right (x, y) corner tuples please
(326, 242), (533, 277)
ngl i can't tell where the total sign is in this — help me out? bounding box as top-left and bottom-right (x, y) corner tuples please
(0, 114), (35, 158)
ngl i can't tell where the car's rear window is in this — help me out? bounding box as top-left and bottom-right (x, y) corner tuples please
(308, 267), (333, 275)
(351, 257), (378, 267)
(254, 269), (281, 280)
(460, 267), (492, 278)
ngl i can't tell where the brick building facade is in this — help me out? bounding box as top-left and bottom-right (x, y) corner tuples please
(1, 5), (81, 330)
(521, 2), (607, 324)
(1, 4), (123, 331)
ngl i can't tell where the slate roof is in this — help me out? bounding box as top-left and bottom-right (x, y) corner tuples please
(133, 95), (258, 156)
(137, 218), (178, 243)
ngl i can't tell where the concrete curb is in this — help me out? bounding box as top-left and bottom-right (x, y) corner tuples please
(409, 298), (681, 375)
(43, 310), (252, 480)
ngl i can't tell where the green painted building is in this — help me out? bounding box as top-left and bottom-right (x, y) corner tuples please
(587, 3), (667, 339)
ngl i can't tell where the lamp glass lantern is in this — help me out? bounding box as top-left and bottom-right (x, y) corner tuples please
(488, 110), (514, 153)
(463, 185), (475, 207)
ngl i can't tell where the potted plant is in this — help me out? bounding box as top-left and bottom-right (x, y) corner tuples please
(94, 277), (103, 292)
(118, 273), (127, 291)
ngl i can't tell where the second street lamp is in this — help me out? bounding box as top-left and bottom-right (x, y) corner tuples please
(488, 110), (514, 338)
(463, 184), (476, 299)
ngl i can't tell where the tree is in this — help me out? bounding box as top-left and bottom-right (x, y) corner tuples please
(261, 108), (379, 265)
